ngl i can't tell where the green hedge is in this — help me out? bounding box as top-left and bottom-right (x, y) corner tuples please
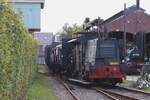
(0, 2), (38, 100)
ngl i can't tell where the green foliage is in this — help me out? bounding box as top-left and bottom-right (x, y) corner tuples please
(28, 73), (58, 100)
(0, 2), (38, 100)
(56, 23), (83, 38)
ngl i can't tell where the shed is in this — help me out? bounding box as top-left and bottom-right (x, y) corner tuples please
(101, 5), (150, 34)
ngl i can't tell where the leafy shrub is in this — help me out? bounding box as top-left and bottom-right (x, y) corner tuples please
(0, 1), (38, 100)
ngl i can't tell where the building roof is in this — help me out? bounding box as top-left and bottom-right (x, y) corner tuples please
(9, 0), (45, 8)
(99, 5), (150, 34)
(102, 5), (145, 25)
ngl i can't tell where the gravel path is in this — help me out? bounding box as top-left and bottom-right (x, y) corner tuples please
(48, 76), (74, 100)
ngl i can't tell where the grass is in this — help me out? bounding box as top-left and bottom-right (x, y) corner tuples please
(118, 80), (150, 92)
(144, 87), (150, 92)
(117, 80), (136, 88)
(28, 73), (58, 100)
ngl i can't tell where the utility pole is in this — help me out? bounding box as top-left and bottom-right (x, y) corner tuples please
(97, 17), (101, 39)
(135, 0), (140, 34)
(123, 3), (127, 58)
(135, 0), (139, 33)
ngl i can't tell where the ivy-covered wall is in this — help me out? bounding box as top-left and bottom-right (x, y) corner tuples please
(0, 1), (38, 100)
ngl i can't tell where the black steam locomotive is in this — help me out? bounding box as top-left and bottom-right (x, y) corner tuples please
(109, 32), (150, 74)
(45, 32), (126, 85)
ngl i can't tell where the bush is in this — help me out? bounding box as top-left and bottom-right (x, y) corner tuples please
(0, 1), (38, 100)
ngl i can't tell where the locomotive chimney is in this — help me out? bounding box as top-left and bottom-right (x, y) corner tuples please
(136, 0), (140, 9)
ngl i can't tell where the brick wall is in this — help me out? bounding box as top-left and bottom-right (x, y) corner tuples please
(102, 11), (150, 34)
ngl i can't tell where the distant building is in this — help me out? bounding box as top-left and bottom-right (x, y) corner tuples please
(9, 0), (44, 33)
(101, 1), (150, 34)
(34, 32), (54, 45)
(34, 32), (54, 64)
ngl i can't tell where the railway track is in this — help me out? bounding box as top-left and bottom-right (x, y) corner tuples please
(57, 77), (150, 100)
(93, 87), (138, 100)
(59, 79), (80, 100)
(113, 86), (150, 100)
(93, 86), (150, 100)
(60, 78), (118, 100)
(116, 86), (150, 95)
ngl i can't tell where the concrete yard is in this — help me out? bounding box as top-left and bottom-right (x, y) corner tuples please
(126, 75), (140, 82)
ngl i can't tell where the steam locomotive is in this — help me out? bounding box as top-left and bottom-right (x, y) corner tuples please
(109, 32), (150, 74)
(45, 32), (126, 85)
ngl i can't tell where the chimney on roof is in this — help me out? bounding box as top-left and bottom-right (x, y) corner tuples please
(136, 0), (140, 9)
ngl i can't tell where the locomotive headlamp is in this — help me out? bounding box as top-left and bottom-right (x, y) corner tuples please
(122, 60), (125, 63)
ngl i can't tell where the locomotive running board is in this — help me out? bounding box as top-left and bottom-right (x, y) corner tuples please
(68, 78), (92, 87)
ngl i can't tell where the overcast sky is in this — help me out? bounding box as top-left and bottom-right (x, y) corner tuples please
(41, 0), (150, 33)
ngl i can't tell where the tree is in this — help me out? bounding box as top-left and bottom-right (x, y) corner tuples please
(56, 23), (83, 38)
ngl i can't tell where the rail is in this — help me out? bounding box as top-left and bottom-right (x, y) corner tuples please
(93, 87), (138, 100)
(116, 86), (150, 95)
(59, 79), (80, 100)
